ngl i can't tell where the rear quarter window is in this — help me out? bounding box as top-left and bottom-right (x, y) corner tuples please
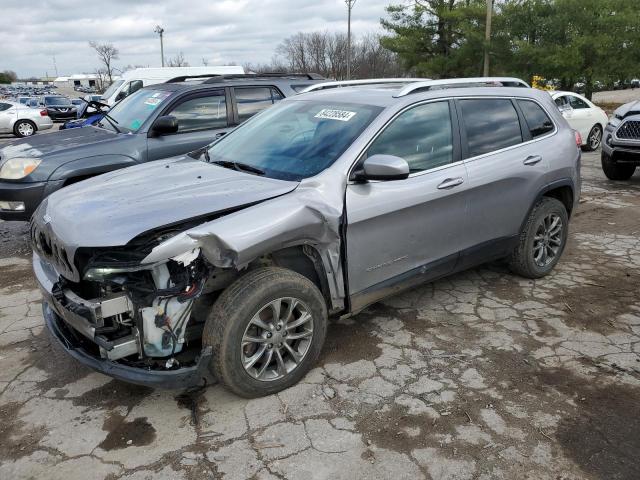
(460, 99), (523, 158)
(517, 100), (554, 138)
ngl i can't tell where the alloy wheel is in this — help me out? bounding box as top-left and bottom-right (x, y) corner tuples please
(532, 213), (563, 267)
(589, 127), (602, 149)
(241, 297), (314, 381)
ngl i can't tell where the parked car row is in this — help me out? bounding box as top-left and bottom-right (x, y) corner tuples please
(0, 74), (590, 397)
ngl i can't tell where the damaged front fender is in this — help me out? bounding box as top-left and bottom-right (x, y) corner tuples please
(142, 186), (345, 309)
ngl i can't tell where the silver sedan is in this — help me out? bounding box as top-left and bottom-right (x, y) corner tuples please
(0, 100), (53, 137)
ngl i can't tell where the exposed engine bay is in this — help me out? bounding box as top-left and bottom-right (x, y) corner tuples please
(47, 248), (224, 370)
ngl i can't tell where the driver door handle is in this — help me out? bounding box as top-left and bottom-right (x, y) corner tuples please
(523, 155), (542, 166)
(437, 177), (464, 189)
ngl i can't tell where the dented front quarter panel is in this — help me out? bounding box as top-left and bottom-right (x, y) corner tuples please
(143, 179), (347, 309)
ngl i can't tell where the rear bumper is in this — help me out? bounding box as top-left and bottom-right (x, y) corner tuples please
(35, 253), (213, 389)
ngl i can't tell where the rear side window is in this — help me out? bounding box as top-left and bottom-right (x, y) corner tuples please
(367, 101), (453, 173)
(235, 87), (283, 122)
(170, 92), (227, 133)
(567, 95), (589, 109)
(517, 100), (554, 138)
(0, 103), (12, 112)
(460, 99), (522, 157)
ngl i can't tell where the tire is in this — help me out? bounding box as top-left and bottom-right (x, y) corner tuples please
(204, 267), (328, 398)
(583, 124), (602, 151)
(601, 151), (636, 180)
(13, 120), (36, 138)
(509, 197), (569, 279)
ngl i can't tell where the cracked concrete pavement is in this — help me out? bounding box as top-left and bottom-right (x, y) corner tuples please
(0, 149), (639, 480)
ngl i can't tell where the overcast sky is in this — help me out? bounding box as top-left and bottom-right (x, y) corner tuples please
(1, 0), (398, 78)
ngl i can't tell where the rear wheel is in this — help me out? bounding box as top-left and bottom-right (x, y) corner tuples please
(204, 267), (328, 398)
(601, 151), (636, 180)
(509, 197), (568, 279)
(583, 124), (602, 151)
(14, 120), (36, 138)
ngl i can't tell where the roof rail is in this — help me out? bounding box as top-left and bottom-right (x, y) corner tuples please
(298, 78), (431, 93)
(393, 77), (531, 97)
(166, 72), (325, 83)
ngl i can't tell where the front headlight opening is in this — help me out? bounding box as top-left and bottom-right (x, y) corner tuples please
(0, 158), (42, 180)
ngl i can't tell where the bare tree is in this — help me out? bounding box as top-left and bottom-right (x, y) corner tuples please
(89, 41), (119, 83)
(167, 52), (190, 67)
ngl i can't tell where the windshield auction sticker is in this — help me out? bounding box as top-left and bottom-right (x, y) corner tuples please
(314, 109), (357, 122)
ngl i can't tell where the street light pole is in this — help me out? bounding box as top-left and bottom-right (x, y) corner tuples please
(345, 0), (356, 80)
(154, 25), (165, 67)
(483, 0), (493, 76)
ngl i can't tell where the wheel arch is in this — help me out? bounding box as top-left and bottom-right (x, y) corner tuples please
(520, 179), (575, 232)
(268, 245), (332, 307)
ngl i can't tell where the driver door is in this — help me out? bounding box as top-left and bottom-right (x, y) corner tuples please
(346, 100), (470, 309)
(146, 89), (232, 161)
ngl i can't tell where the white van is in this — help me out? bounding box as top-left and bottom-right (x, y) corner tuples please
(101, 66), (245, 106)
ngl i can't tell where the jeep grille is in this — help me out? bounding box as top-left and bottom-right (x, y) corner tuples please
(30, 220), (78, 281)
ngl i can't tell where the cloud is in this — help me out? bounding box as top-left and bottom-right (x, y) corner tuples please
(0, 0), (395, 78)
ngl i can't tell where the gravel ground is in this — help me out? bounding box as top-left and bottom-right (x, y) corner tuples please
(0, 135), (639, 478)
(593, 88), (640, 105)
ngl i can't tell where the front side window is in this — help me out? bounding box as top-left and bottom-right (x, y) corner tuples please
(207, 100), (382, 181)
(102, 79), (124, 99)
(235, 87), (283, 122)
(517, 100), (554, 138)
(103, 88), (173, 133)
(0, 103), (12, 112)
(170, 92), (227, 133)
(568, 95), (589, 109)
(460, 99), (523, 158)
(367, 101), (453, 173)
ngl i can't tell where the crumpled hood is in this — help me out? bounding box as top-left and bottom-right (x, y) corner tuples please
(0, 126), (118, 161)
(615, 100), (640, 119)
(37, 156), (299, 248)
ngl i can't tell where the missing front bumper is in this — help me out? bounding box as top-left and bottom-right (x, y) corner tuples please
(44, 302), (214, 389)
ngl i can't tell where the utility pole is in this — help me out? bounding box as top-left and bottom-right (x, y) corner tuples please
(154, 25), (165, 67)
(52, 54), (58, 77)
(345, 0), (356, 80)
(483, 0), (493, 76)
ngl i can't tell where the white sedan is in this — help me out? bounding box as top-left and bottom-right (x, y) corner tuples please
(550, 91), (609, 151)
(0, 100), (54, 138)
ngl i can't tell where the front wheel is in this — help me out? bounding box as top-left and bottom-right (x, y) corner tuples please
(509, 197), (569, 279)
(583, 124), (602, 151)
(14, 120), (36, 138)
(601, 151), (636, 180)
(204, 267), (328, 398)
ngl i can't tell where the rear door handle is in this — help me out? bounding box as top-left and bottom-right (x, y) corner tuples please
(523, 155), (542, 166)
(437, 177), (464, 189)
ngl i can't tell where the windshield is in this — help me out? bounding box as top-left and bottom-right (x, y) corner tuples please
(100, 88), (172, 133)
(207, 100), (382, 180)
(102, 79), (124, 99)
(45, 96), (71, 106)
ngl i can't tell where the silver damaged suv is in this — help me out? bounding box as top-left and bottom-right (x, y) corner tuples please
(32, 78), (581, 397)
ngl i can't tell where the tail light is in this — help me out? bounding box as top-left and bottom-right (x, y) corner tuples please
(574, 130), (582, 147)
(40, 109), (48, 117)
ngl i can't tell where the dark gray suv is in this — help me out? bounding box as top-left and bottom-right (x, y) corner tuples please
(0, 73), (324, 220)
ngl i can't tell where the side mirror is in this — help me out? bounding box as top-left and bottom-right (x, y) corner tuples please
(353, 154), (410, 181)
(150, 115), (179, 136)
